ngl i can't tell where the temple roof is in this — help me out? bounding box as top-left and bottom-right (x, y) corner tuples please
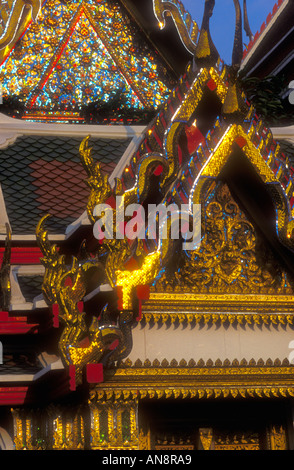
(17, 275), (44, 302)
(241, 0), (293, 81)
(0, 134), (132, 235)
(242, 0), (287, 60)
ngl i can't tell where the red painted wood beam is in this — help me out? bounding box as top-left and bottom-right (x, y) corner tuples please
(0, 387), (29, 405)
(0, 247), (43, 264)
(0, 311), (39, 334)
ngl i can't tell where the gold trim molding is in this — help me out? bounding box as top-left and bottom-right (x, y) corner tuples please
(143, 293), (294, 325)
(92, 358), (294, 401)
(91, 383), (294, 401)
(120, 357), (290, 368)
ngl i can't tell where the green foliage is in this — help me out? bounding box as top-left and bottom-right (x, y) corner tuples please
(0, 90), (157, 124)
(239, 74), (293, 126)
(79, 90), (157, 125)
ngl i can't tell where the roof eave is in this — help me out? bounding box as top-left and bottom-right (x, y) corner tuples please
(241, 0), (291, 75)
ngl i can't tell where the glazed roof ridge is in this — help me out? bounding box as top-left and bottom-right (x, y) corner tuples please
(119, 60), (226, 190)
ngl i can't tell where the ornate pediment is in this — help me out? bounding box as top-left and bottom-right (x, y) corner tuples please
(0, 0), (174, 122)
(152, 180), (294, 295)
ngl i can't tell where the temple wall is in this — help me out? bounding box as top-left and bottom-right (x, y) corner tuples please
(128, 321), (294, 364)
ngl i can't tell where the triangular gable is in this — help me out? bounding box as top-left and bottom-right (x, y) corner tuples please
(152, 179), (294, 295)
(0, 0), (172, 119)
(28, 8), (144, 111)
(189, 124), (294, 248)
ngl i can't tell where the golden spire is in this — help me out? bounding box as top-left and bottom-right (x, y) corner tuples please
(222, 0), (246, 123)
(231, 0), (243, 68)
(194, 0), (219, 69)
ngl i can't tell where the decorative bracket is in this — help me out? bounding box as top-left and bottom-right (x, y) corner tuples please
(153, 0), (199, 54)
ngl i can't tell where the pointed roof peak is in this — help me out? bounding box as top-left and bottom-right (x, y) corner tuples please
(194, 0), (219, 69)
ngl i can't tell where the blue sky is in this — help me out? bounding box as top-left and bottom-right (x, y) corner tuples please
(181, 0), (279, 64)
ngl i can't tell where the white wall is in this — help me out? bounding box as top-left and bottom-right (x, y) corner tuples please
(129, 321), (294, 364)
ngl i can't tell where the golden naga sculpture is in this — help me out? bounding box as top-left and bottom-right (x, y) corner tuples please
(39, 128), (172, 374)
(36, 214), (67, 306)
(79, 136), (133, 288)
(36, 214), (133, 384)
(222, 0), (250, 122)
(79, 137), (180, 309)
(79, 136), (112, 225)
(0, 0), (41, 51)
(54, 256), (125, 378)
(153, 0), (199, 54)
(115, 215), (180, 310)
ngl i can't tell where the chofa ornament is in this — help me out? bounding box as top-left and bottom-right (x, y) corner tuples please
(36, 212), (134, 385)
(0, 0), (41, 50)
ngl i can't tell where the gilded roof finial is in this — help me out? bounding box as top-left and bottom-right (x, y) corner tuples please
(222, 0), (246, 123)
(243, 0), (254, 41)
(194, 0), (219, 69)
(231, 0), (243, 68)
(0, 0), (41, 51)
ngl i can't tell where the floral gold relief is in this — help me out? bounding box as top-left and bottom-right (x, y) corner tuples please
(88, 391), (139, 450)
(269, 426), (287, 450)
(152, 180), (294, 297)
(199, 428), (213, 450)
